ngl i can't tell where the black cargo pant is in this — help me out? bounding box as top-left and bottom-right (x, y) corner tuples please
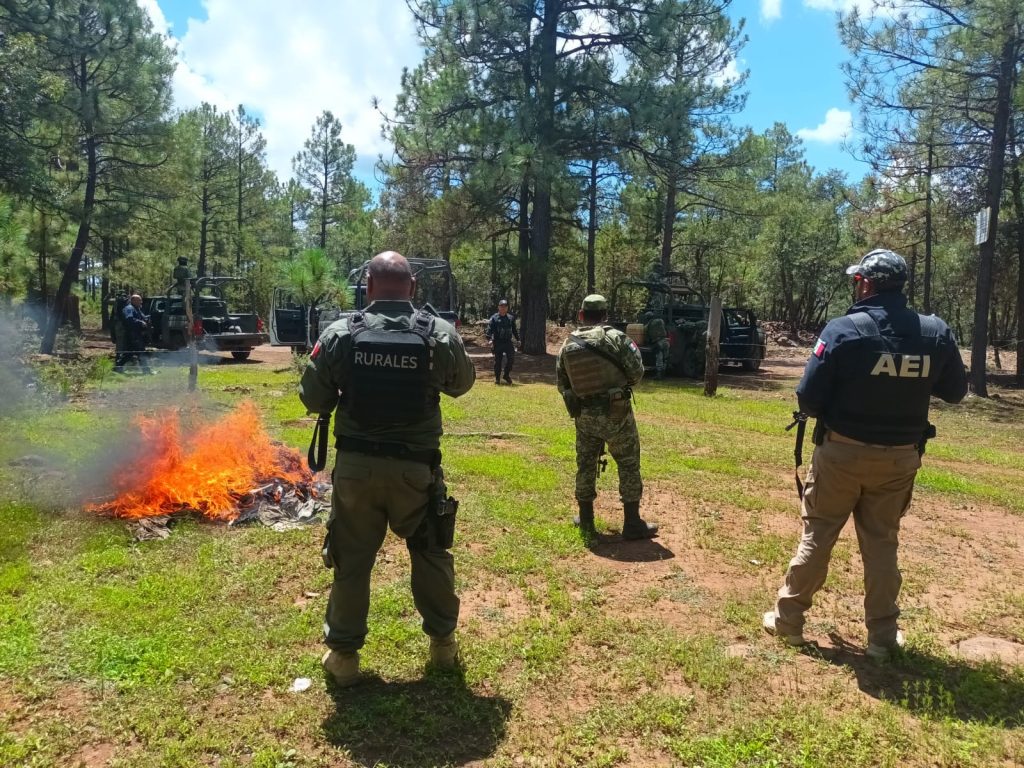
(493, 341), (515, 380)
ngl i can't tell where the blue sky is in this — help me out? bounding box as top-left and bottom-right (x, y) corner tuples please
(142, 0), (869, 188)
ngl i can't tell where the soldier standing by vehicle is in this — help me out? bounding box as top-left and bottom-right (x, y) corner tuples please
(116, 294), (153, 374)
(556, 294), (658, 541)
(643, 311), (670, 380)
(172, 256), (191, 293)
(109, 291), (128, 369)
(300, 251), (475, 688)
(763, 249), (968, 659)
(485, 299), (519, 384)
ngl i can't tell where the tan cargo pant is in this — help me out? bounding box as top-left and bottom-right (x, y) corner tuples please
(324, 451), (459, 652)
(774, 431), (921, 646)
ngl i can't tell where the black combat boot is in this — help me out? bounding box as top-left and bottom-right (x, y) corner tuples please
(622, 501), (658, 540)
(573, 500), (598, 539)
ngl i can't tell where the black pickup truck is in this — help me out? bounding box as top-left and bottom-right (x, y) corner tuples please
(147, 276), (268, 360)
(270, 258), (460, 351)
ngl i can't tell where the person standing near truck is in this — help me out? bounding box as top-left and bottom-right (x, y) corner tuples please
(116, 294), (154, 374)
(643, 311), (670, 380)
(486, 299), (519, 384)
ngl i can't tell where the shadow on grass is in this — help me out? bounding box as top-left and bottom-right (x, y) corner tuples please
(323, 668), (512, 767)
(589, 536), (675, 562)
(818, 634), (1024, 726)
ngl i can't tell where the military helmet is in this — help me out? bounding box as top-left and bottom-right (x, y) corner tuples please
(845, 249), (908, 289)
(177, 256), (188, 265)
(581, 294), (607, 311)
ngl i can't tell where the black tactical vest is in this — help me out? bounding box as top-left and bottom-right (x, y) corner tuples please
(345, 309), (438, 427)
(826, 310), (943, 444)
(492, 314), (514, 342)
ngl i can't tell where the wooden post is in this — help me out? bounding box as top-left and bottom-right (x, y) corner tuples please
(185, 281), (198, 392)
(704, 297), (722, 397)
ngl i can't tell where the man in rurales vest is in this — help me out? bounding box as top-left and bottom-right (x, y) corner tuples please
(300, 251), (475, 688)
(764, 249), (967, 660)
(556, 294), (658, 542)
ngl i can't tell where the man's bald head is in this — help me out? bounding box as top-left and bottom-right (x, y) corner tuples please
(366, 251), (415, 301)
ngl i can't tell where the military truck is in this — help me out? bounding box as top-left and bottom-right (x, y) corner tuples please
(270, 258), (460, 351)
(609, 273), (766, 378)
(147, 276), (268, 360)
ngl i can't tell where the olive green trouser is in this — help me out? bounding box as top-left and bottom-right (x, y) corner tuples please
(324, 451), (459, 652)
(774, 431), (921, 647)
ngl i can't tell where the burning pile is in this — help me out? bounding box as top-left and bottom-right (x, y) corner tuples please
(88, 402), (329, 532)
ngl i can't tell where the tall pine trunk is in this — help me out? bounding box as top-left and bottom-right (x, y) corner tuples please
(660, 169), (678, 273)
(586, 157), (598, 294)
(521, 0), (558, 355)
(969, 29), (1016, 397)
(41, 48), (97, 355)
(1009, 116), (1024, 385)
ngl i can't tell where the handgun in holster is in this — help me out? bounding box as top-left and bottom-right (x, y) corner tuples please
(408, 466), (459, 551)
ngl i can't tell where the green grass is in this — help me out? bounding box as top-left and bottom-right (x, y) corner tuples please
(1, 357), (1022, 766)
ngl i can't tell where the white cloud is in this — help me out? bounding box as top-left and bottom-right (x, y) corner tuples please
(140, 0), (421, 187)
(802, 0), (882, 15)
(761, 0), (783, 22)
(710, 57), (743, 87)
(797, 108), (853, 143)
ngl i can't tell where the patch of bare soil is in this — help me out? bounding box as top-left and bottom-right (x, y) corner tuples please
(68, 742), (117, 767)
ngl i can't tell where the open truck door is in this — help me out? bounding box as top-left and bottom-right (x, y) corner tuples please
(269, 287), (312, 351)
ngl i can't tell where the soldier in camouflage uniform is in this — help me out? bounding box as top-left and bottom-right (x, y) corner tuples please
(643, 311), (670, 379)
(300, 251), (475, 688)
(556, 294), (658, 541)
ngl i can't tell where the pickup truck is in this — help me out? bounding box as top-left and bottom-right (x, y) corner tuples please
(270, 258), (460, 351)
(609, 273), (766, 378)
(147, 276), (268, 360)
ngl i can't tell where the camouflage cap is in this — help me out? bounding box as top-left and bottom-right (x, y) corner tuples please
(845, 249), (908, 288)
(581, 294), (607, 311)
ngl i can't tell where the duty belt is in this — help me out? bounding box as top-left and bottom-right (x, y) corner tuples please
(579, 388), (632, 409)
(826, 431), (917, 450)
(337, 436), (440, 467)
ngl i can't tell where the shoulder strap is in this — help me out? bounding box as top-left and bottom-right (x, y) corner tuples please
(348, 311), (367, 339)
(569, 332), (629, 379)
(411, 308), (435, 342)
(918, 314), (941, 338)
(848, 311), (879, 338)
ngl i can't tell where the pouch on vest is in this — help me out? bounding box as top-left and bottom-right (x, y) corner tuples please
(345, 310), (437, 427)
(562, 330), (627, 398)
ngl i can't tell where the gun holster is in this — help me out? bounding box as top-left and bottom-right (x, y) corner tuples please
(408, 465), (459, 551)
(919, 423), (937, 456)
(321, 521), (335, 569)
(562, 391), (582, 419)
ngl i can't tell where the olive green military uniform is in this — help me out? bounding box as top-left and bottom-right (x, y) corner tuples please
(299, 300), (475, 653)
(556, 317), (645, 505)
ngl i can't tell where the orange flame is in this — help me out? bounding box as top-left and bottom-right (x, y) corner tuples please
(89, 401), (310, 520)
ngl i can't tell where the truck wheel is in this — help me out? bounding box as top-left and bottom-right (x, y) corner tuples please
(231, 350), (251, 361)
(291, 344), (309, 354)
(169, 332), (185, 351)
(741, 347), (764, 372)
